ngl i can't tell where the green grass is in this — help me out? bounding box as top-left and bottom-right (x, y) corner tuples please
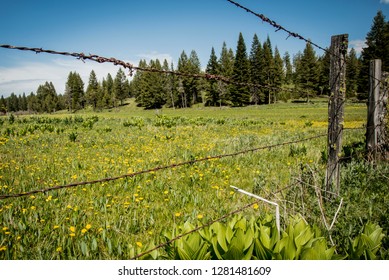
(0, 100), (368, 259)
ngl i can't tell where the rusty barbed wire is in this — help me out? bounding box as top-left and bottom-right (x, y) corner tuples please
(0, 132), (327, 200)
(226, 0), (329, 54)
(130, 200), (258, 259)
(131, 179), (302, 260)
(226, 0), (385, 87)
(0, 44), (311, 97)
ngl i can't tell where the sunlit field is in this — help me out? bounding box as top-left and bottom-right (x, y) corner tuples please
(0, 100), (367, 259)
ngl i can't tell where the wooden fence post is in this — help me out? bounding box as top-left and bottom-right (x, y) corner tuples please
(379, 72), (388, 160)
(326, 34), (348, 196)
(366, 59), (382, 163)
(367, 59), (389, 162)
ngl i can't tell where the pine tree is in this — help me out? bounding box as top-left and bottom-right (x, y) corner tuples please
(230, 33), (250, 106)
(103, 73), (114, 108)
(295, 42), (319, 102)
(177, 51), (190, 108)
(85, 70), (100, 110)
(36, 81), (58, 113)
(283, 52), (293, 85)
(346, 48), (360, 98)
(205, 47), (220, 106)
(273, 47), (284, 102)
(163, 62), (179, 108)
(64, 71), (84, 112)
(188, 50), (202, 104)
(114, 68), (128, 106)
(6, 93), (19, 112)
(261, 36), (274, 104)
(359, 10), (389, 94)
(317, 50), (331, 96)
(218, 42), (235, 104)
(19, 93), (28, 111)
(249, 34), (264, 104)
(0, 96), (6, 113)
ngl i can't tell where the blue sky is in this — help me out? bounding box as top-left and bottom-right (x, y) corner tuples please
(1, 0), (389, 97)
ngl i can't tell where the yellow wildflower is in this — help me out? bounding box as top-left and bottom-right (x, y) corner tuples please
(197, 214), (204, 219)
(175, 212), (181, 217)
(136, 242), (143, 248)
(81, 229), (87, 234)
(85, 224), (92, 230)
(69, 226), (76, 233)
(56, 247), (62, 252)
(0, 246), (6, 251)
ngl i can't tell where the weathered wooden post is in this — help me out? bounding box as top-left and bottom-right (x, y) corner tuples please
(326, 34), (348, 196)
(379, 72), (388, 160)
(367, 59), (388, 163)
(366, 59), (381, 163)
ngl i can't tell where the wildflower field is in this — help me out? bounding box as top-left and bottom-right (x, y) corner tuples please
(0, 100), (372, 259)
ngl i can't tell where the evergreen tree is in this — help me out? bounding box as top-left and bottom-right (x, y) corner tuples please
(346, 48), (360, 97)
(85, 70), (100, 110)
(317, 50), (331, 96)
(36, 81), (58, 113)
(230, 33), (250, 106)
(177, 51), (190, 108)
(27, 92), (37, 112)
(114, 68), (128, 106)
(188, 50), (202, 104)
(249, 34), (264, 104)
(162, 62), (179, 108)
(295, 42), (319, 101)
(64, 71), (84, 112)
(136, 59), (166, 109)
(273, 47), (284, 102)
(218, 42), (235, 104)
(283, 52), (293, 85)
(20, 93), (28, 111)
(205, 47), (220, 106)
(359, 10), (389, 94)
(261, 36), (274, 104)
(103, 73), (114, 108)
(0, 96), (6, 113)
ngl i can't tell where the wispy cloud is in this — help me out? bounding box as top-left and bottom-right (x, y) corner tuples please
(137, 51), (173, 64)
(348, 39), (367, 55)
(0, 57), (135, 97)
(380, 0), (389, 4)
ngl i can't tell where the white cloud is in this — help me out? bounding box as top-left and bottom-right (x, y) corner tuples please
(137, 51), (173, 64)
(348, 39), (367, 55)
(0, 57), (136, 97)
(380, 0), (389, 4)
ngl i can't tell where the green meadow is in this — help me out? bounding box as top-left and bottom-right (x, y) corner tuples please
(0, 100), (381, 259)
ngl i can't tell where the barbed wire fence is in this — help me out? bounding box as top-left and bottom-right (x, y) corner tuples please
(0, 0), (386, 259)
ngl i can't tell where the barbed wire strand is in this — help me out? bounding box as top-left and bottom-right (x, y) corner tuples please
(0, 44), (310, 97)
(131, 178), (302, 260)
(130, 200), (257, 260)
(226, 0), (328, 54)
(0, 132), (326, 200)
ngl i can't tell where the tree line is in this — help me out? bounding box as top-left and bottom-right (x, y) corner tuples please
(1, 10), (388, 113)
(0, 68), (130, 114)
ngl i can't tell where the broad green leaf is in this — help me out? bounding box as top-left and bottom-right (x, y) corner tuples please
(254, 239), (273, 260)
(295, 226), (314, 248)
(225, 224), (234, 243)
(177, 246), (192, 260)
(216, 224), (228, 252)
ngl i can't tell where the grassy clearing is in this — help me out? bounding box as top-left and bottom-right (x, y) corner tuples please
(0, 100), (368, 259)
